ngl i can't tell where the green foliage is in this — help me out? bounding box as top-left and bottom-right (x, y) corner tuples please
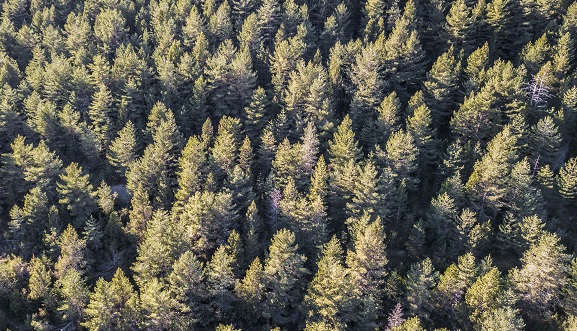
(57, 163), (97, 229)
(83, 268), (140, 331)
(2, 0), (577, 329)
(262, 229), (307, 328)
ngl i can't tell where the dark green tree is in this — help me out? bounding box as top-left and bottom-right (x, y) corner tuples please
(262, 229), (308, 328)
(57, 163), (97, 229)
(83, 268), (141, 331)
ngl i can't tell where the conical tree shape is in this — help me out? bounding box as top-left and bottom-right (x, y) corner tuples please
(304, 236), (357, 330)
(262, 229), (307, 328)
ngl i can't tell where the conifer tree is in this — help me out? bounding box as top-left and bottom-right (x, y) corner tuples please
(405, 258), (438, 320)
(88, 84), (114, 151)
(349, 44), (385, 133)
(208, 1), (233, 45)
(132, 210), (179, 285)
(244, 86), (270, 143)
(242, 201), (263, 262)
(262, 229), (308, 328)
(346, 216), (388, 317)
(126, 183), (153, 243)
(465, 267), (502, 326)
(126, 104), (182, 208)
(167, 251), (206, 328)
(93, 9), (127, 55)
(557, 157), (577, 201)
(510, 232), (571, 320)
(106, 120), (137, 178)
(55, 268), (88, 325)
(386, 130), (419, 190)
(28, 255), (55, 311)
(57, 163), (97, 229)
(8, 186), (49, 255)
(407, 101), (438, 167)
(140, 277), (179, 330)
(466, 126), (518, 215)
(505, 158), (545, 219)
(423, 47), (462, 130)
(374, 91), (402, 146)
(328, 115), (362, 222)
(210, 116), (243, 182)
(463, 42), (490, 95)
(83, 268), (140, 330)
(381, 14), (427, 98)
(235, 257), (265, 324)
(179, 190), (237, 259)
(346, 161), (384, 219)
(205, 244), (237, 325)
(174, 135), (209, 207)
(445, 0), (473, 51)
(530, 116), (562, 167)
(304, 236), (358, 330)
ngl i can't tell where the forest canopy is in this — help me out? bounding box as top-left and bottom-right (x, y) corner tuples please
(1, 0), (577, 330)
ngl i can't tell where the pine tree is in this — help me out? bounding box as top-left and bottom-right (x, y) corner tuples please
(521, 32), (551, 75)
(205, 244), (237, 325)
(179, 190), (237, 259)
(530, 116), (562, 166)
(126, 104), (182, 208)
(387, 303), (406, 330)
(374, 91), (402, 146)
(386, 130), (419, 190)
(304, 236), (357, 330)
(466, 126), (518, 215)
(235, 257), (265, 324)
(207, 1), (233, 45)
(435, 253), (478, 323)
(405, 258), (438, 320)
(257, 0), (282, 48)
(557, 157), (577, 201)
(140, 277), (179, 330)
(262, 229), (308, 328)
(93, 8), (127, 55)
(55, 268), (88, 325)
(88, 84), (114, 151)
(346, 161), (384, 219)
(57, 163), (97, 229)
(346, 216), (388, 317)
(270, 33), (307, 106)
(8, 186), (49, 255)
(465, 267), (502, 326)
(206, 41), (256, 117)
(242, 201), (263, 262)
(381, 14), (427, 98)
(320, 3), (352, 53)
(349, 44), (385, 133)
(362, 0), (387, 41)
(55, 225), (86, 278)
(106, 120), (137, 179)
(167, 251), (206, 328)
(505, 158), (545, 219)
(463, 42), (490, 95)
(132, 210), (179, 285)
(174, 135), (209, 206)
(423, 46), (462, 130)
(510, 232), (571, 320)
(28, 255), (55, 310)
(445, 0), (474, 51)
(407, 101), (438, 167)
(328, 115), (363, 222)
(83, 268), (140, 331)
(210, 116), (243, 182)
(244, 86), (270, 143)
